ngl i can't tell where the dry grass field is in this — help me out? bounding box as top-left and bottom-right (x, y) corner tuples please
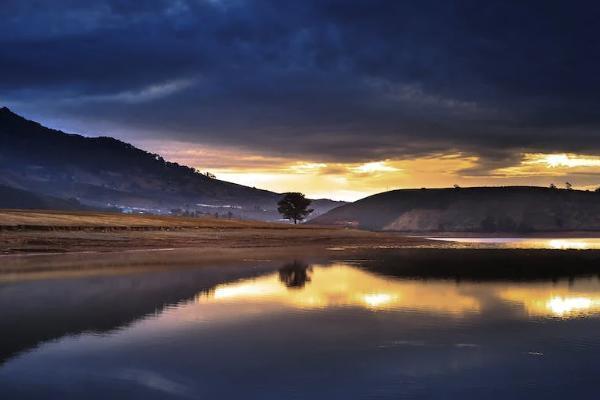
(0, 210), (430, 255)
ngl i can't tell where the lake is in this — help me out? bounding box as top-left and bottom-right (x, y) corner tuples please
(429, 237), (600, 249)
(2, 246), (600, 399)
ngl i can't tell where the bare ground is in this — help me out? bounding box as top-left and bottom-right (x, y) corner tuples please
(0, 209), (431, 255)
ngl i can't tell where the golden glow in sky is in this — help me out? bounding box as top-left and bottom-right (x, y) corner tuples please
(139, 139), (600, 201)
(536, 153), (600, 168)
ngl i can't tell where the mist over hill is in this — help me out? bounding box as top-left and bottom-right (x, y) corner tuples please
(311, 186), (600, 233)
(0, 107), (342, 220)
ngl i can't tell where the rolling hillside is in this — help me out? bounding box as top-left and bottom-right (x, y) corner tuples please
(0, 107), (342, 220)
(311, 186), (600, 232)
(0, 184), (89, 211)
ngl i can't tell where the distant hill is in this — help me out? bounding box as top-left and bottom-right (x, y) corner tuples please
(310, 186), (600, 232)
(0, 184), (89, 211)
(0, 107), (343, 220)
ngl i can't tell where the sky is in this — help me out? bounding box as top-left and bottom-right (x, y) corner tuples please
(2, 0), (600, 201)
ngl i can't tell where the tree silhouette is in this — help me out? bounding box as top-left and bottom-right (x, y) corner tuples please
(277, 192), (313, 224)
(278, 261), (312, 289)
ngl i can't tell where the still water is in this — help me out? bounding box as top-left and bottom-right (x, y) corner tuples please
(431, 237), (600, 249)
(2, 249), (600, 399)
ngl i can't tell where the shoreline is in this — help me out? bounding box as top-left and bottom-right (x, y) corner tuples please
(4, 210), (600, 257)
(0, 209), (432, 256)
(411, 231), (600, 238)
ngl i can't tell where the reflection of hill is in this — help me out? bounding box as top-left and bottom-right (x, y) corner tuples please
(357, 248), (600, 281)
(0, 263), (276, 364)
(5, 248), (600, 365)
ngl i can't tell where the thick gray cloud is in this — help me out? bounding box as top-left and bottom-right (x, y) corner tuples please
(2, 0), (600, 169)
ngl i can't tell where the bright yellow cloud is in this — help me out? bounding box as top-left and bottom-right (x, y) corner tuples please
(287, 162), (328, 173)
(210, 155), (478, 200)
(351, 161), (400, 174)
(136, 138), (600, 201)
(526, 153), (600, 168)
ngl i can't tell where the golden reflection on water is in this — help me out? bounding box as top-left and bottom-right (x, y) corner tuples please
(200, 264), (480, 314)
(546, 239), (590, 250)
(433, 237), (600, 249)
(195, 264), (600, 319)
(499, 284), (600, 317)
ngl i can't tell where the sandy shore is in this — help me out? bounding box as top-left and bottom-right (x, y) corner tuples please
(0, 209), (431, 255)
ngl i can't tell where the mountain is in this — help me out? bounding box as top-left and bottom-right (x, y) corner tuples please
(0, 184), (89, 211)
(310, 186), (600, 232)
(0, 107), (343, 220)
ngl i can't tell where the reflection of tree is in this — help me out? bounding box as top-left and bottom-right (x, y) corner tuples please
(278, 261), (312, 289)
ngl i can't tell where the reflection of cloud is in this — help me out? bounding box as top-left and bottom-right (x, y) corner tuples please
(547, 239), (590, 250)
(362, 293), (397, 308)
(213, 281), (280, 300)
(121, 265), (600, 332)
(437, 238), (600, 250)
(499, 283), (600, 318)
(547, 296), (595, 316)
(197, 264), (481, 314)
(198, 265), (600, 320)
(118, 368), (192, 397)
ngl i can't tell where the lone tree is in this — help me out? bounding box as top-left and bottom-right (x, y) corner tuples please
(277, 192), (313, 224)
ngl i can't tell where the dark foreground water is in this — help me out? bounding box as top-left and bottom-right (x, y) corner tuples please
(2, 247), (600, 399)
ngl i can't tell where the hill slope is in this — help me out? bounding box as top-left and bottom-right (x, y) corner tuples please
(0, 107), (342, 220)
(0, 184), (89, 211)
(311, 186), (600, 232)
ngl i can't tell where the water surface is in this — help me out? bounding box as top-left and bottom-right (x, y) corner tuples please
(2, 250), (600, 399)
(430, 237), (600, 249)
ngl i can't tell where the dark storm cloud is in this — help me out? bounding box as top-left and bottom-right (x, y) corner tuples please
(2, 0), (600, 170)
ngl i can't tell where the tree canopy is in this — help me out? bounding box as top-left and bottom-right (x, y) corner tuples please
(277, 192), (313, 224)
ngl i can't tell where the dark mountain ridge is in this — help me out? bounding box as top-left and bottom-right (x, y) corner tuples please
(0, 107), (342, 219)
(311, 186), (600, 232)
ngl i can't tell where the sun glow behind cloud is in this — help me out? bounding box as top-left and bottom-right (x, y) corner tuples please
(136, 139), (600, 201)
(490, 153), (600, 189)
(537, 153), (600, 168)
(209, 157), (475, 201)
(351, 161), (401, 174)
